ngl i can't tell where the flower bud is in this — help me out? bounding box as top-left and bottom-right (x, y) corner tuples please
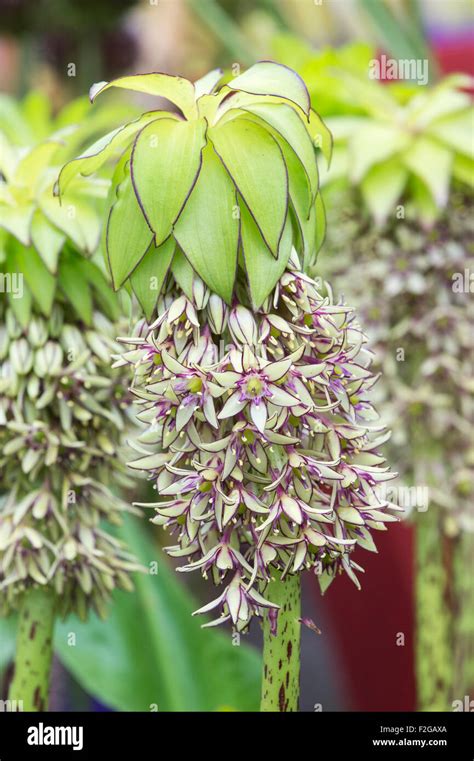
(207, 294), (228, 334)
(229, 305), (258, 346)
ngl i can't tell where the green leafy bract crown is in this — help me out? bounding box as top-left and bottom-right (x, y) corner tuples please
(0, 92), (126, 328)
(273, 38), (474, 227)
(60, 62), (332, 317)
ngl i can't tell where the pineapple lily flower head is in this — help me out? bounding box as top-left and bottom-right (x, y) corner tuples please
(0, 97), (142, 619)
(63, 63), (401, 631)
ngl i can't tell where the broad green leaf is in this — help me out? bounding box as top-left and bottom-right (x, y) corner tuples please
(314, 193), (326, 260)
(14, 140), (61, 188)
(215, 90), (305, 127)
(5, 248), (32, 327)
(403, 136), (452, 208)
(195, 68), (224, 99)
(21, 90), (51, 140)
(0, 93), (33, 144)
(427, 110), (474, 158)
(0, 133), (17, 180)
(171, 249), (194, 301)
(210, 117), (287, 256)
(55, 516), (261, 712)
(40, 193), (100, 254)
(75, 257), (121, 322)
(15, 246), (56, 316)
(242, 102), (318, 208)
(58, 254), (93, 325)
(30, 210), (65, 273)
(408, 175), (438, 227)
(308, 110), (333, 168)
(228, 61), (310, 115)
(0, 201), (34, 245)
(106, 164), (153, 289)
(131, 237), (175, 321)
(319, 146), (348, 186)
(131, 118), (207, 247)
(361, 159), (408, 226)
(408, 88), (471, 130)
(334, 70), (399, 120)
(241, 200), (292, 309)
(58, 112), (176, 195)
(348, 123), (409, 182)
(324, 115), (369, 142)
(453, 154), (474, 187)
(90, 73), (198, 120)
(277, 137), (315, 263)
(174, 145), (239, 302)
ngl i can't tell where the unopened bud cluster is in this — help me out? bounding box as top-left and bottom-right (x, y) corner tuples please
(0, 302), (141, 618)
(116, 250), (400, 631)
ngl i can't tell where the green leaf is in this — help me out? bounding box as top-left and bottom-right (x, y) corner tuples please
(106, 163), (153, 289)
(361, 159), (408, 226)
(174, 144), (239, 302)
(15, 246), (56, 316)
(0, 132), (17, 180)
(403, 136), (452, 208)
(210, 117), (287, 256)
(40, 193), (100, 254)
(58, 253), (93, 325)
(55, 516), (261, 712)
(131, 237), (175, 321)
(131, 118), (207, 247)
(0, 202), (34, 245)
(241, 200), (292, 309)
(171, 249), (195, 300)
(408, 175), (438, 227)
(349, 123), (409, 182)
(14, 140), (61, 188)
(75, 257), (121, 321)
(30, 210), (65, 273)
(195, 68), (224, 99)
(452, 153), (474, 187)
(308, 110), (333, 169)
(427, 109), (474, 158)
(409, 88), (470, 130)
(314, 193), (326, 260)
(5, 248), (32, 327)
(90, 73), (198, 120)
(214, 90), (306, 126)
(58, 112), (176, 195)
(242, 102), (318, 209)
(277, 137), (315, 264)
(228, 61), (310, 115)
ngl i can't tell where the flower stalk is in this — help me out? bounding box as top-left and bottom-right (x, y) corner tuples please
(8, 587), (56, 711)
(261, 573), (301, 712)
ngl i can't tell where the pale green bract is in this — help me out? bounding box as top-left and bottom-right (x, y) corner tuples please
(60, 62), (330, 312)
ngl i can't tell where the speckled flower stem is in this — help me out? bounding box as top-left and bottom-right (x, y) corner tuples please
(453, 531), (474, 701)
(260, 574), (301, 712)
(415, 508), (453, 710)
(9, 587), (56, 711)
